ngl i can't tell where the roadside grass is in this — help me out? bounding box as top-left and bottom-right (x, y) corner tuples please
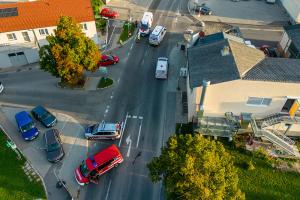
(97, 77), (113, 88)
(222, 142), (300, 200)
(0, 131), (46, 200)
(119, 22), (136, 44)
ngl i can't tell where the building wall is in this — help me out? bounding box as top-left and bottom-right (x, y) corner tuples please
(188, 79), (300, 120)
(0, 21), (98, 68)
(278, 31), (291, 57)
(281, 0), (300, 24)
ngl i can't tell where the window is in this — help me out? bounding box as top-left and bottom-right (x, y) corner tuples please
(22, 32), (30, 42)
(39, 29), (49, 36)
(80, 23), (88, 30)
(7, 33), (17, 40)
(246, 97), (272, 106)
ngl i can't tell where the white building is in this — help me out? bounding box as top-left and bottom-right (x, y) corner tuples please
(280, 0), (300, 24)
(0, 0), (98, 69)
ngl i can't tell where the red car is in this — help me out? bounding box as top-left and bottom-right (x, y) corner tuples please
(98, 54), (119, 66)
(75, 144), (123, 185)
(100, 8), (119, 19)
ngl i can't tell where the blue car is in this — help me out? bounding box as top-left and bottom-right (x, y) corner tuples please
(15, 111), (39, 141)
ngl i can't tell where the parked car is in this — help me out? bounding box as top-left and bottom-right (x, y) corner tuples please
(44, 129), (64, 163)
(15, 111), (39, 141)
(31, 106), (57, 128)
(260, 45), (277, 57)
(100, 8), (119, 19)
(85, 121), (122, 140)
(75, 144), (123, 185)
(0, 82), (3, 94)
(98, 54), (119, 67)
(195, 6), (212, 15)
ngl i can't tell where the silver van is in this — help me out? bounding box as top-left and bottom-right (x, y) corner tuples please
(149, 25), (167, 46)
(85, 121), (122, 140)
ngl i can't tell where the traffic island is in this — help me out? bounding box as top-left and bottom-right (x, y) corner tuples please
(97, 77), (113, 89)
(119, 21), (136, 45)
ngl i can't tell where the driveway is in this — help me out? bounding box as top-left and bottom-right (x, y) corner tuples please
(189, 0), (289, 25)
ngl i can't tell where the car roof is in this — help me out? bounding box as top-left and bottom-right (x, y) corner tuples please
(45, 129), (58, 144)
(97, 122), (117, 132)
(32, 106), (47, 115)
(86, 144), (121, 171)
(101, 55), (110, 59)
(15, 111), (32, 126)
(151, 25), (164, 36)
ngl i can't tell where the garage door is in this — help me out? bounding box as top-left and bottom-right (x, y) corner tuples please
(8, 52), (28, 66)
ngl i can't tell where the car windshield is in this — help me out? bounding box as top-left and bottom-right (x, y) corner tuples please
(47, 143), (60, 152)
(79, 162), (91, 177)
(141, 23), (149, 30)
(21, 122), (34, 132)
(91, 124), (99, 134)
(41, 112), (51, 120)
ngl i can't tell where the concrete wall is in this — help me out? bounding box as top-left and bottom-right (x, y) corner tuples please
(278, 31), (291, 56)
(281, 0), (300, 24)
(188, 79), (300, 120)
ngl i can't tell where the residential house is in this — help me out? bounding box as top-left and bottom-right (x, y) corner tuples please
(187, 32), (300, 156)
(280, 0), (300, 24)
(0, 0), (98, 68)
(278, 24), (300, 58)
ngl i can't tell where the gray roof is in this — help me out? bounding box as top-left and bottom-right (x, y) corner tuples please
(188, 35), (265, 88)
(243, 58), (300, 83)
(284, 24), (300, 51)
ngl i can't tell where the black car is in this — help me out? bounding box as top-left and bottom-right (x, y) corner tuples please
(44, 129), (64, 163)
(32, 106), (57, 128)
(195, 6), (212, 15)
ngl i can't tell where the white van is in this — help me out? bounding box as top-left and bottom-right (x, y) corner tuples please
(149, 25), (167, 45)
(140, 12), (153, 36)
(155, 57), (168, 79)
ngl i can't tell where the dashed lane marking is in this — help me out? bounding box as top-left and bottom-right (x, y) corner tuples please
(105, 180), (112, 200)
(132, 115), (137, 119)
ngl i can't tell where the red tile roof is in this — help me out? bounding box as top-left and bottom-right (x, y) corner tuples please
(0, 0), (95, 33)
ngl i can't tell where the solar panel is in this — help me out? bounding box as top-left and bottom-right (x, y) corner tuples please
(0, 7), (18, 18)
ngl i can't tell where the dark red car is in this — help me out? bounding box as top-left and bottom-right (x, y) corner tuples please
(98, 54), (119, 67)
(100, 8), (119, 19)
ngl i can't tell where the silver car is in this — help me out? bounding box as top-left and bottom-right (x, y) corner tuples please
(0, 82), (3, 94)
(85, 121), (123, 140)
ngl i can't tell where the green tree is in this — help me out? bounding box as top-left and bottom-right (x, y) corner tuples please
(91, 0), (104, 15)
(147, 134), (245, 200)
(39, 16), (101, 85)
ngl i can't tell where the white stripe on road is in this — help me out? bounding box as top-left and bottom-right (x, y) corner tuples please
(136, 119), (143, 148)
(105, 180), (112, 200)
(132, 115), (137, 119)
(126, 135), (132, 157)
(110, 95), (113, 99)
(118, 112), (129, 147)
(105, 109), (109, 114)
(138, 116), (143, 120)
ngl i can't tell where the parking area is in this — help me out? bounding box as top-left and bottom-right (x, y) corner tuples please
(0, 104), (86, 198)
(189, 0), (289, 25)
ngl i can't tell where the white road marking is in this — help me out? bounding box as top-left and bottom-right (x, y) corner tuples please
(138, 116), (143, 120)
(130, 43), (134, 50)
(136, 119), (143, 148)
(117, 78), (120, 83)
(105, 109), (109, 114)
(110, 95), (113, 99)
(105, 180), (112, 200)
(118, 112), (129, 147)
(126, 134), (132, 157)
(60, 118), (69, 132)
(132, 115), (137, 119)
(127, 52), (130, 57)
(127, 115), (131, 118)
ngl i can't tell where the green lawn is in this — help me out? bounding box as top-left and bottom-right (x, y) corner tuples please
(0, 131), (46, 200)
(119, 22), (136, 44)
(224, 143), (300, 200)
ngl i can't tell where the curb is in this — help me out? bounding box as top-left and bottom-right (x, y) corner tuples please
(0, 125), (48, 200)
(96, 78), (114, 90)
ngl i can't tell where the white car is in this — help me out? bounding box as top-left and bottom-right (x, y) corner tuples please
(155, 57), (168, 79)
(0, 82), (3, 94)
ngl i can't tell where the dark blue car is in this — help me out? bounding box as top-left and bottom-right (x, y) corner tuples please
(31, 106), (57, 128)
(15, 111), (39, 141)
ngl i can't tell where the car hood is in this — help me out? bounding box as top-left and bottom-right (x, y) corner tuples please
(47, 147), (64, 162)
(22, 128), (39, 139)
(42, 115), (56, 127)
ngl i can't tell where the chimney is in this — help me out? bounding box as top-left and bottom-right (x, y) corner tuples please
(221, 45), (230, 56)
(198, 80), (210, 119)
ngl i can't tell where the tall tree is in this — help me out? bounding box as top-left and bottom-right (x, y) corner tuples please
(39, 16), (101, 85)
(147, 134), (245, 200)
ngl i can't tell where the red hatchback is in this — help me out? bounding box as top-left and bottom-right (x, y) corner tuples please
(75, 144), (123, 185)
(98, 54), (119, 67)
(100, 8), (119, 19)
